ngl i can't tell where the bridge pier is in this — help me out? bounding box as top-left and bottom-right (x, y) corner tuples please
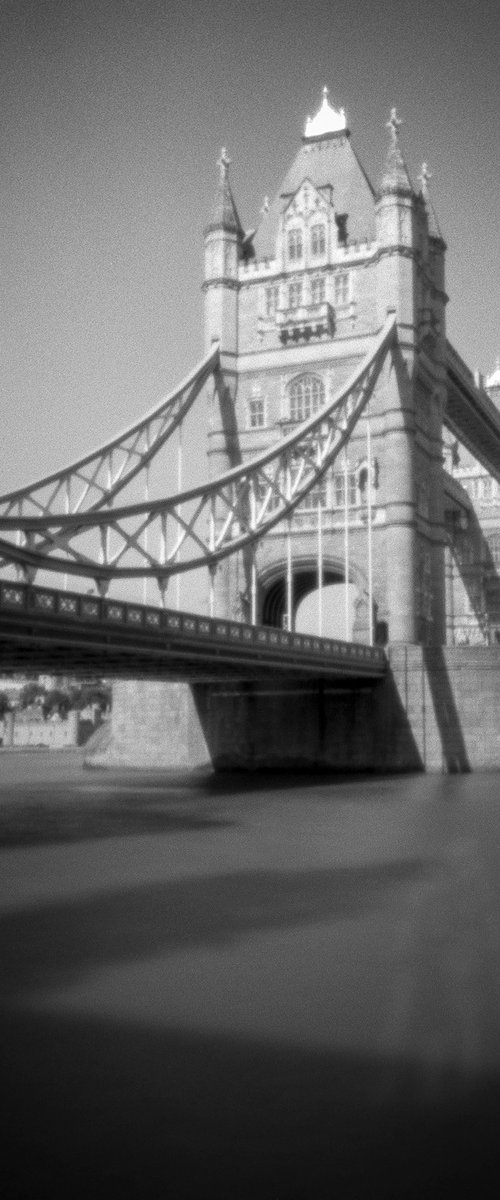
(84, 680), (211, 770)
(85, 644), (500, 774)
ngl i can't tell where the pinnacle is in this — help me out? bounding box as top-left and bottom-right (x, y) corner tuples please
(379, 108), (413, 195)
(418, 161), (443, 240)
(206, 146), (243, 235)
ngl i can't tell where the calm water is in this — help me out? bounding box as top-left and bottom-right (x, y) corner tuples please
(2, 751), (500, 1197)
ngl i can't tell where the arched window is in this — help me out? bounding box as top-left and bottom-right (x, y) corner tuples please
(287, 228), (303, 261)
(310, 224), (326, 256)
(288, 374), (324, 422)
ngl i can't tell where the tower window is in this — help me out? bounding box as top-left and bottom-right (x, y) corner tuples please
(287, 228), (303, 261)
(288, 279), (302, 309)
(299, 481), (328, 510)
(311, 276), (326, 305)
(334, 272), (350, 306)
(334, 471), (357, 507)
(310, 224), (326, 256)
(264, 284), (280, 318)
(247, 390), (266, 429)
(288, 374), (324, 422)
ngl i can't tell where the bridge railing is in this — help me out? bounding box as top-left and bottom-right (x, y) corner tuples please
(0, 580), (386, 673)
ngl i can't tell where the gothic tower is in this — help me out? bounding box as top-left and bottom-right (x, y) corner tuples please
(203, 90), (447, 644)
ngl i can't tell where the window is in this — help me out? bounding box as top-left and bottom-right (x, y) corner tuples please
(247, 390), (266, 429)
(289, 374), (324, 422)
(287, 228), (303, 261)
(288, 279), (302, 309)
(300, 481), (327, 510)
(334, 272), (350, 306)
(264, 284), (280, 318)
(311, 276), (325, 305)
(334, 472), (357, 507)
(310, 224), (326, 256)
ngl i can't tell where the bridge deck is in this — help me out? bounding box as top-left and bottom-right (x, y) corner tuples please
(0, 581), (386, 682)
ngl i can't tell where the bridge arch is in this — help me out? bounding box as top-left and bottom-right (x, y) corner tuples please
(258, 555), (366, 636)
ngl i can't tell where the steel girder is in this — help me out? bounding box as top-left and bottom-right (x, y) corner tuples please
(0, 343), (220, 519)
(0, 317), (396, 588)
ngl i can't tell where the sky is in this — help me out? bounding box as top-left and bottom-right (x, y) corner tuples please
(1, 0), (500, 499)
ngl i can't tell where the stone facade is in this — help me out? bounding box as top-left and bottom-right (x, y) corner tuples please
(203, 97), (448, 646)
(445, 363), (500, 645)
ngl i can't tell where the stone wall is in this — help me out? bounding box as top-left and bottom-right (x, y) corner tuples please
(386, 644), (500, 773)
(85, 648), (500, 774)
(85, 680), (210, 769)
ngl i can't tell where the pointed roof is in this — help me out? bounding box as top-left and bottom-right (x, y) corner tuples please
(205, 148), (244, 237)
(304, 86), (347, 139)
(418, 162), (444, 240)
(379, 109), (413, 196)
(253, 92), (375, 261)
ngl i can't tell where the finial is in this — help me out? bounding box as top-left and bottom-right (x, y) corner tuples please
(418, 161), (432, 196)
(217, 147), (231, 180)
(304, 87), (347, 139)
(386, 107), (403, 142)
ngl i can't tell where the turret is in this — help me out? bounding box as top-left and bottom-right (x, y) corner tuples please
(417, 161), (447, 359)
(374, 112), (420, 642)
(375, 109), (416, 331)
(203, 148), (242, 356)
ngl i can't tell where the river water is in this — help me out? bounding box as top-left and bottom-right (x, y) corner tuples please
(1, 751), (500, 1197)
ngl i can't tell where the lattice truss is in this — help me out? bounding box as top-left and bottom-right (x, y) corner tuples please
(0, 317), (396, 594)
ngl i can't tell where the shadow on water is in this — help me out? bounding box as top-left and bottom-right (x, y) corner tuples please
(0, 860), (429, 997)
(0, 760), (428, 847)
(2, 1007), (499, 1199)
(0, 789), (233, 847)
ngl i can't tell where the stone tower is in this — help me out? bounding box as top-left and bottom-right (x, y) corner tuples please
(203, 90), (448, 645)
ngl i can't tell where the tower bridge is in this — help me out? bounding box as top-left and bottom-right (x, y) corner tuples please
(2, 89), (500, 771)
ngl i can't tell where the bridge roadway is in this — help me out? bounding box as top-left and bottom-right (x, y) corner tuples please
(0, 580), (385, 682)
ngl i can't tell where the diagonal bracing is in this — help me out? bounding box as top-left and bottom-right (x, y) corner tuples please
(0, 317), (396, 589)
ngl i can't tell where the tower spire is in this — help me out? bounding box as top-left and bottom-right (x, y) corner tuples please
(418, 161), (443, 240)
(303, 86), (347, 139)
(379, 108), (413, 194)
(205, 146), (243, 236)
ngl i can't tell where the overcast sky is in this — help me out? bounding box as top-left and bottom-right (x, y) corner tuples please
(1, 0), (499, 494)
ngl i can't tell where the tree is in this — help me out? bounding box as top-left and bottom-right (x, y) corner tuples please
(19, 682), (46, 710)
(42, 689), (71, 719)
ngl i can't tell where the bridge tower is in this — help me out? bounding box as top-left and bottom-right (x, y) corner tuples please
(204, 90), (448, 645)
